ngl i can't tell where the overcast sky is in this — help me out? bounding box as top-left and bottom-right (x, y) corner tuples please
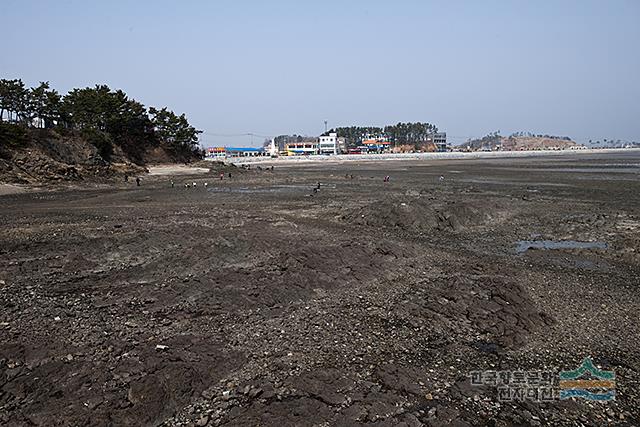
(3, 0), (639, 146)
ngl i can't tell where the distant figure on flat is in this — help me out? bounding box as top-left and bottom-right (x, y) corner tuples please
(136, 177), (141, 186)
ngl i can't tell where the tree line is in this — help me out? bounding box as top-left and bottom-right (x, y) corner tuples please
(324, 122), (439, 148)
(509, 131), (572, 141)
(0, 78), (202, 162)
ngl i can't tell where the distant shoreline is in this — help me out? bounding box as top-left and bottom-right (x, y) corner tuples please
(216, 147), (640, 165)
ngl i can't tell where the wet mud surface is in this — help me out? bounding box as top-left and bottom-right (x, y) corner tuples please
(1, 152), (639, 426)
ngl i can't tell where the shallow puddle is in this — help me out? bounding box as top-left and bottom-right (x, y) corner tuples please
(516, 240), (608, 254)
(207, 184), (333, 194)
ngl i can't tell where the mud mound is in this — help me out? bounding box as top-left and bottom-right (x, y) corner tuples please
(398, 274), (555, 348)
(344, 197), (493, 232)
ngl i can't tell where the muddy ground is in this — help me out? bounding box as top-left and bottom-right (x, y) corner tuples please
(1, 152), (639, 426)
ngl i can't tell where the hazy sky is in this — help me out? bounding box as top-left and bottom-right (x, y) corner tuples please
(3, 0), (639, 146)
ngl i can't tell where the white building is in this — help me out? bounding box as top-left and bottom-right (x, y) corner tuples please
(318, 132), (338, 155)
(267, 138), (279, 157)
(427, 132), (447, 152)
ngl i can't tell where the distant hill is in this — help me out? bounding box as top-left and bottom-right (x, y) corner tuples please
(501, 135), (578, 150)
(460, 132), (580, 151)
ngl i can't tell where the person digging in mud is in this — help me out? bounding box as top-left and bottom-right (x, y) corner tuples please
(193, 182), (197, 188)
(219, 173), (224, 180)
(228, 172), (232, 178)
(171, 180), (174, 188)
(136, 177), (141, 186)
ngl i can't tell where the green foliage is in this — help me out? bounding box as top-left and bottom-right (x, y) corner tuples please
(0, 79), (28, 123)
(463, 132), (502, 150)
(149, 107), (202, 157)
(0, 78), (202, 163)
(81, 128), (114, 162)
(0, 122), (29, 148)
(326, 122), (438, 148)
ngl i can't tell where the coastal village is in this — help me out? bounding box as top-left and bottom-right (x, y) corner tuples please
(205, 130), (595, 160)
(206, 131), (447, 159)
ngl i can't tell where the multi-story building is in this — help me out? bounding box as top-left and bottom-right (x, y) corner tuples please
(431, 132), (447, 152)
(318, 132), (338, 155)
(337, 137), (347, 154)
(362, 139), (391, 153)
(285, 141), (318, 156)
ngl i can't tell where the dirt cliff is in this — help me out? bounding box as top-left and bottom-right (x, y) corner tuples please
(0, 125), (197, 184)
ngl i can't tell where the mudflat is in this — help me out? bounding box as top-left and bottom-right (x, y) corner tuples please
(1, 151), (639, 426)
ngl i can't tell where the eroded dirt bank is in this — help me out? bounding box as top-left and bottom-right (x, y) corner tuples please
(1, 152), (639, 426)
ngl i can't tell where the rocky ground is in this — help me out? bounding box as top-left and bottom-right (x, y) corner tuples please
(0, 152), (639, 426)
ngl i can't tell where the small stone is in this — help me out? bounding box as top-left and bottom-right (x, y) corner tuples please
(428, 407), (437, 418)
(248, 387), (263, 398)
(196, 416), (209, 426)
(425, 393), (433, 400)
(202, 389), (215, 400)
(155, 344), (168, 351)
(54, 316), (61, 321)
(65, 354), (73, 361)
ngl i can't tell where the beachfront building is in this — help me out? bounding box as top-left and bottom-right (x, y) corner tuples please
(428, 132), (447, 151)
(206, 147), (226, 159)
(337, 137), (347, 154)
(285, 141), (318, 156)
(225, 147), (265, 157)
(362, 139), (391, 153)
(318, 132), (338, 155)
(266, 139), (279, 157)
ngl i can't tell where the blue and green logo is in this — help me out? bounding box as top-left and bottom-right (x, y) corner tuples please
(559, 358), (615, 401)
